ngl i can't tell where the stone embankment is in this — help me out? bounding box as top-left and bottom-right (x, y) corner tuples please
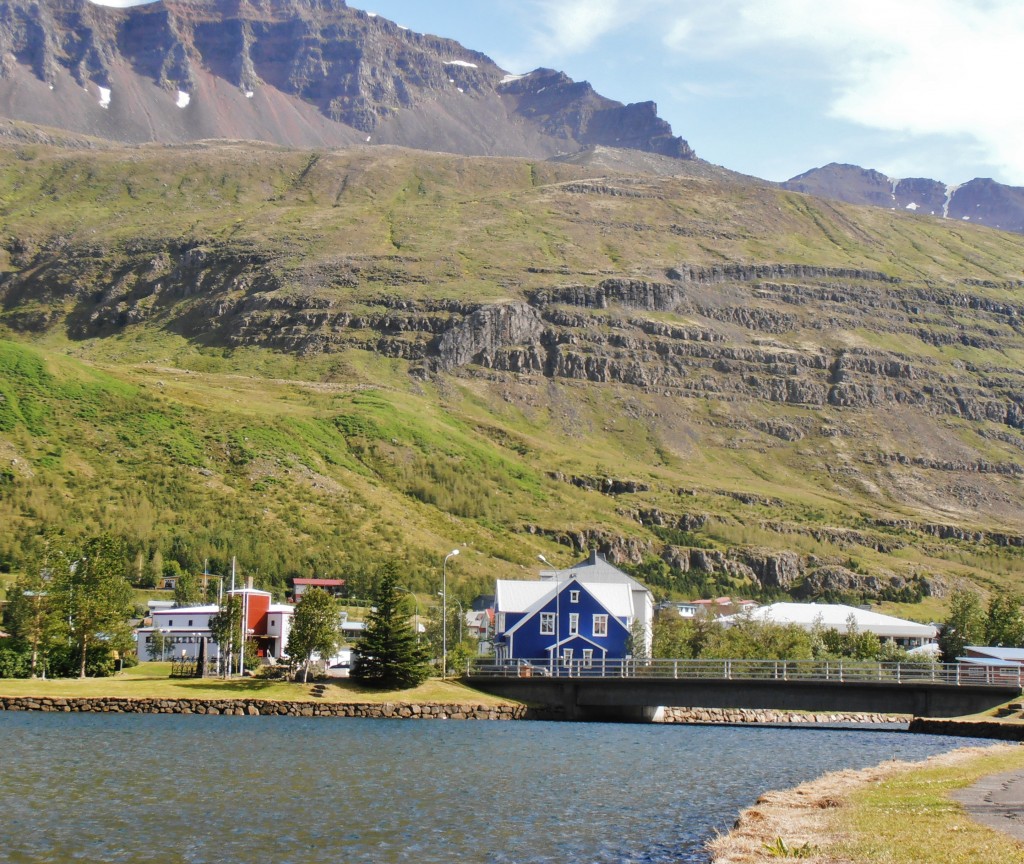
(0, 696), (527, 720)
(659, 707), (907, 725)
(908, 718), (1024, 740)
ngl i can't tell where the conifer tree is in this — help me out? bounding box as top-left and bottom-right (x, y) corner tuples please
(352, 560), (430, 689)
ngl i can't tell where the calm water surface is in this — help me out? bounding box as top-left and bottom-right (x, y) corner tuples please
(0, 713), (986, 863)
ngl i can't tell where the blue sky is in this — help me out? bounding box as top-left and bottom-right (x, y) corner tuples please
(94, 0), (1024, 186)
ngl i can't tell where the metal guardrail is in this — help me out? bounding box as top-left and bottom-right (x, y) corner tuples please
(466, 657), (1023, 688)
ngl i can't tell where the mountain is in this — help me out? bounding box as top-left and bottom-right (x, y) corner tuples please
(784, 164), (1024, 235)
(0, 3), (1021, 614)
(0, 0), (693, 161)
(1, 139), (1023, 609)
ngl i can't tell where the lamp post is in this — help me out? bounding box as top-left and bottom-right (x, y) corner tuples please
(539, 554), (560, 673)
(202, 562), (224, 605)
(442, 549), (459, 677)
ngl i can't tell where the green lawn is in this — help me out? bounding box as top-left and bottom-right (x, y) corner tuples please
(0, 662), (516, 707)
(834, 747), (1024, 863)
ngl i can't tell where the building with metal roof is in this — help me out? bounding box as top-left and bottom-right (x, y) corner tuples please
(720, 601), (937, 648)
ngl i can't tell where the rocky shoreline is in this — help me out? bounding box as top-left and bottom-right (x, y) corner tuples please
(909, 717), (1024, 740)
(0, 695), (909, 725)
(0, 695), (529, 720)
(658, 707), (907, 724)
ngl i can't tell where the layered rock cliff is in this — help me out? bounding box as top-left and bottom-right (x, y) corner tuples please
(0, 0), (694, 159)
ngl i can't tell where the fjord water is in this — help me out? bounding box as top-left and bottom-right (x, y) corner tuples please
(1, 714), (979, 863)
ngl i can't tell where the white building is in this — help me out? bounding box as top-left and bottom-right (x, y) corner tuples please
(720, 602), (937, 649)
(136, 588), (294, 662)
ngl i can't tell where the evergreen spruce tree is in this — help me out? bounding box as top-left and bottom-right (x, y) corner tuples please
(352, 561), (430, 689)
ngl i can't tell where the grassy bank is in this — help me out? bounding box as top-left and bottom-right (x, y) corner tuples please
(710, 745), (1024, 863)
(0, 662), (514, 707)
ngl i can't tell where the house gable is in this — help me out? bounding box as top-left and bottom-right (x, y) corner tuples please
(499, 577), (632, 660)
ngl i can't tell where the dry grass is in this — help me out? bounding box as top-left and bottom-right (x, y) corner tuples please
(709, 745), (1024, 863)
(0, 663), (516, 707)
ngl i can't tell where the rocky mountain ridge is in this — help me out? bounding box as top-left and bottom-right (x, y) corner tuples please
(784, 163), (1024, 235)
(0, 0), (693, 159)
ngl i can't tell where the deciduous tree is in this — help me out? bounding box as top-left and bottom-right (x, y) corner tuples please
(286, 587), (341, 683)
(986, 593), (1024, 647)
(52, 534), (134, 679)
(939, 589), (986, 663)
(172, 569), (203, 608)
(208, 594), (243, 677)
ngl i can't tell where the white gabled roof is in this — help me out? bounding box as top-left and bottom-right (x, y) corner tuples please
(580, 581), (634, 618)
(722, 602), (937, 639)
(496, 579), (554, 613)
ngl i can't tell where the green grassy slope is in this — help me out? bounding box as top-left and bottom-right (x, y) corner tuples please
(0, 140), (1022, 613)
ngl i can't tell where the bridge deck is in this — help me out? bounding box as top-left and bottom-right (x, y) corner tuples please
(466, 659), (1022, 722)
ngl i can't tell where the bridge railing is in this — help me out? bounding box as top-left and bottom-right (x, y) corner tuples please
(466, 657), (1023, 688)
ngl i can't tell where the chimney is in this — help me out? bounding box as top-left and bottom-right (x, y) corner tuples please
(246, 576), (254, 590)
(588, 549), (598, 565)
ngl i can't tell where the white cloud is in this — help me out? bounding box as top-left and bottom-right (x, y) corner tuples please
(661, 0), (1024, 182)
(506, 0), (668, 65)
(529, 0), (635, 54)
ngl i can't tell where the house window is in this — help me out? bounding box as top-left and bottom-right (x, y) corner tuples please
(570, 590), (580, 603)
(188, 620), (193, 627)
(562, 648), (573, 666)
(593, 614), (608, 637)
(568, 613), (579, 635)
(582, 649), (593, 668)
(540, 612), (556, 635)
(167, 620), (173, 627)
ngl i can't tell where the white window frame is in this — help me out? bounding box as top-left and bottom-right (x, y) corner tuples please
(562, 648), (573, 667)
(569, 590), (580, 603)
(593, 614), (608, 637)
(540, 612), (556, 635)
(582, 649), (593, 668)
(568, 613), (579, 635)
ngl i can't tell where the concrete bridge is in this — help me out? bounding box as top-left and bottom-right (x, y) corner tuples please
(465, 658), (1022, 722)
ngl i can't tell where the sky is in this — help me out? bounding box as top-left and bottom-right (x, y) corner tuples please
(92, 0), (1023, 186)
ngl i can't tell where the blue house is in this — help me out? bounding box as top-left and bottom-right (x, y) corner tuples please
(493, 551), (654, 668)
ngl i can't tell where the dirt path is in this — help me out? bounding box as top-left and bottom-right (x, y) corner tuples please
(707, 746), (1016, 863)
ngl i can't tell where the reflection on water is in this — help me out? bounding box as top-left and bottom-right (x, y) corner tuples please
(0, 713), (983, 863)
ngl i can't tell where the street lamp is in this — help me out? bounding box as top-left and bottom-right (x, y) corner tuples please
(442, 549), (459, 677)
(539, 553), (560, 672)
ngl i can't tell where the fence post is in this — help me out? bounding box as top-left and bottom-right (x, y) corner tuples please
(673, 659), (678, 679)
